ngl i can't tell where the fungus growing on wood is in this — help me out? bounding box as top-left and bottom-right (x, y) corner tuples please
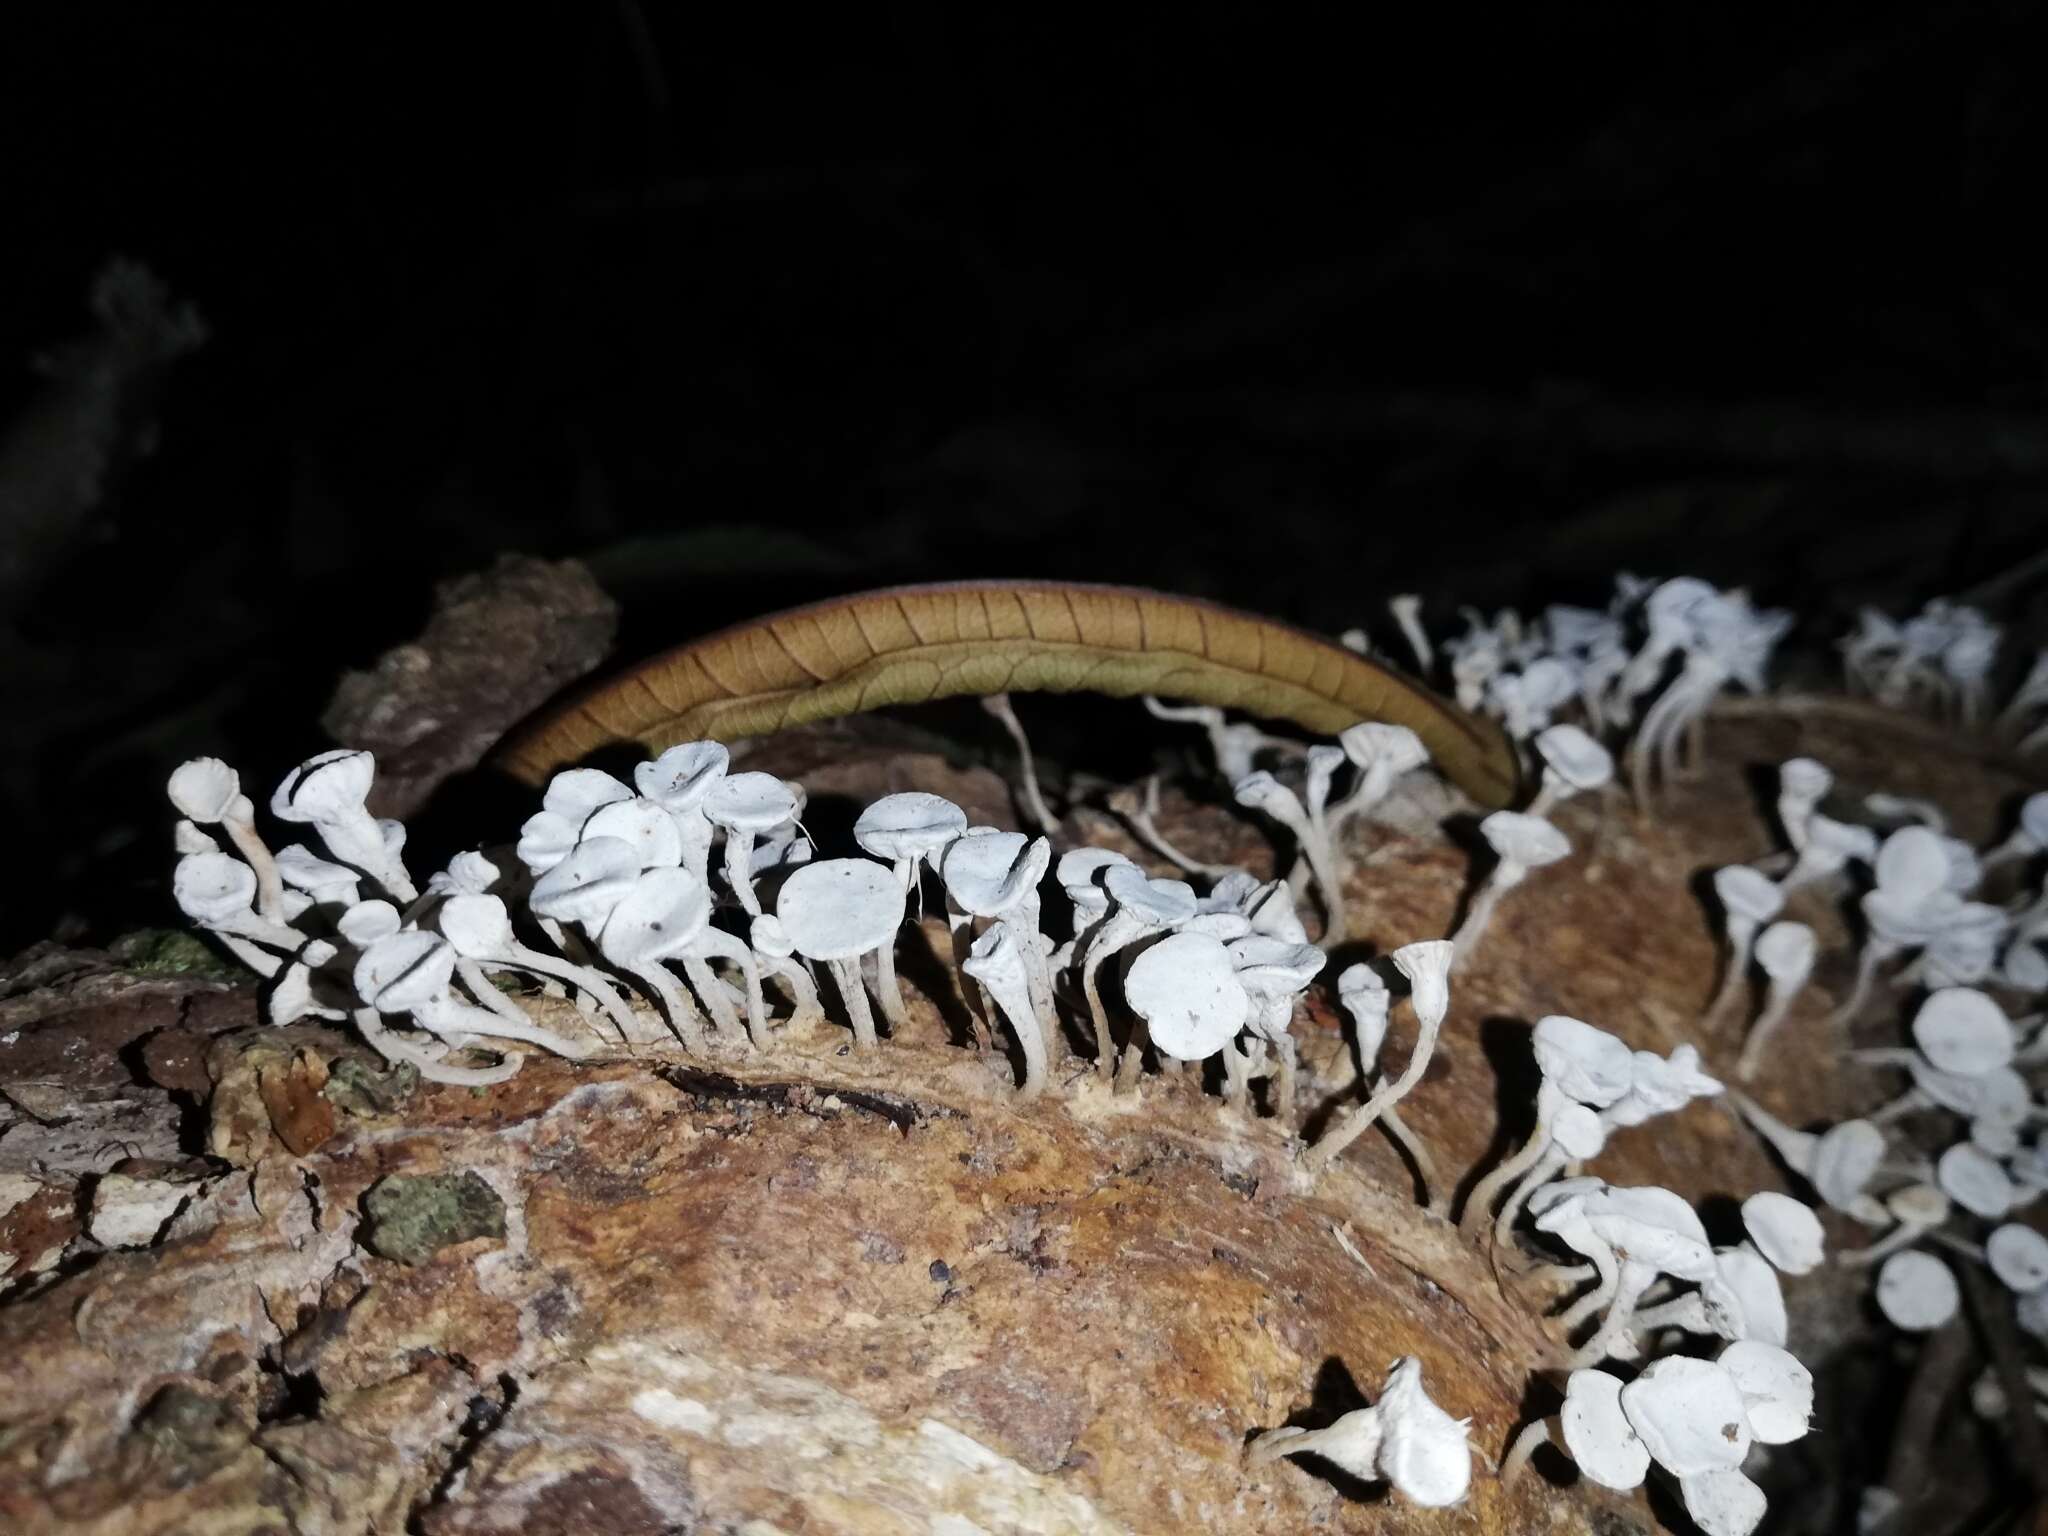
(1734, 921), (1817, 1079)
(1302, 941), (1453, 1177)
(1247, 1357), (1471, 1508)
(1703, 866), (1785, 1026)
(271, 749), (417, 901)
(168, 758), (284, 921)
(773, 858), (907, 1050)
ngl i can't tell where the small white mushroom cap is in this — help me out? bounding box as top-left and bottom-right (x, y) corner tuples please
(1587, 1186), (1716, 1282)
(1338, 722), (1429, 777)
(1392, 940), (1453, 1029)
(1805, 814), (1879, 867)
(1678, 1468), (1769, 1536)
(1740, 1193), (1825, 1275)
(1228, 935), (1325, 1003)
(2003, 940), (2048, 993)
(173, 820), (219, 856)
(705, 772), (798, 832)
(1912, 987), (2014, 1075)
(1604, 1045), (1723, 1127)
(633, 741), (729, 810)
(943, 831), (1054, 918)
(1478, 810), (1570, 872)
(1619, 1356), (1752, 1477)
(1232, 769), (1304, 820)
(774, 859), (907, 962)
(581, 798), (685, 869)
(1713, 865), (1784, 928)
(515, 810), (580, 875)
(1779, 757), (1833, 805)
(1183, 911), (1253, 943)
(436, 893), (523, 958)
(1373, 1357), (1472, 1508)
(1937, 1142), (2016, 1219)
(856, 791), (969, 874)
(173, 852), (259, 927)
(338, 900), (402, 948)
(1987, 1225), (2048, 1293)
(1125, 932), (1248, 1061)
(270, 749), (376, 824)
(1811, 1119), (1887, 1210)
(433, 851), (500, 896)
(1912, 1060), (2030, 1123)
(1560, 1368), (1649, 1491)
(1875, 826), (1950, 902)
(2020, 792), (2048, 851)
(1533, 724), (1614, 792)
(1718, 1341), (1813, 1445)
(352, 929), (457, 1016)
(600, 868), (714, 966)
(167, 758), (244, 823)
(1099, 862), (1197, 929)
(1754, 921), (1817, 988)
(529, 837), (642, 928)
(1703, 1244), (1789, 1346)
(542, 767), (634, 823)
(1057, 847), (1135, 919)
(1876, 1250), (1960, 1331)
(1338, 964), (1390, 1064)
(1553, 1102), (1609, 1161)
(1532, 1015), (1636, 1108)
(1245, 879), (1309, 943)
(1940, 837), (1983, 894)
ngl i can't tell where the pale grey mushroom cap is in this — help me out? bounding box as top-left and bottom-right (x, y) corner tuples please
(1705, 1244), (1788, 1346)
(1911, 1059), (2029, 1122)
(338, 900), (402, 948)
(1937, 1142), (2016, 1220)
(1561, 1368), (1650, 1491)
(1553, 1102), (1608, 1160)
(633, 741), (729, 811)
(542, 767), (633, 824)
(1479, 810), (1570, 870)
(1811, 1119), (1888, 1210)
(1532, 1015), (1636, 1108)
(1805, 814), (1879, 865)
(582, 798), (686, 870)
(1940, 836), (1983, 894)
(1373, 1357), (1472, 1508)
(1912, 988), (2014, 1075)
(1987, 1224), (2048, 1293)
(856, 791), (969, 871)
(270, 749), (375, 824)
(173, 820), (219, 856)
(1246, 880), (1309, 942)
(515, 810), (581, 875)
(1125, 932), (1247, 1061)
(750, 912), (794, 958)
(775, 858), (907, 962)
(1534, 724), (1614, 792)
(1100, 862), (1197, 929)
(1875, 826), (1950, 901)
(1754, 921), (1817, 986)
(1057, 846), (1135, 918)
(167, 758), (243, 823)
(943, 830), (1052, 918)
(1586, 1186), (1716, 1282)
(1619, 1357), (1752, 1477)
(276, 844), (363, 901)
(1605, 1045), (1723, 1127)
(1338, 964), (1391, 1063)
(1876, 1250), (1960, 1331)
(530, 836), (643, 928)
(173, 852), (259, 927)
(1678, 1468), (1768, 1536)
(1779, 757), (1832, 804)
(705, 772), (799, 833)
(1231, 769), (1301, 818)
(436, 893), (522, 959)
(601, 867), (713, 965)
(352, 929), (457, 1015)
(434, 851), (501, 896)
(1338, 721), (1429, 776)
(1719, 1341), (1813, 1445)
(1713, 865), (1784, 927)
(1740, 1193), (1825, 1275)
(1392, 941), (1454, 1028)
(1227, 935), (1325, 1001)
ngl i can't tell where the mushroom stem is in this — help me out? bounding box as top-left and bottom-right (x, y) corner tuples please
(827, 956), (878, 1049)
(871, 937), (910, 1034)
(1566, 1265), (1655, 1368)
(1303, 1003), (1444, 1177)
(1449, 868), (1520, 965)
(1556, 1246), (1622, 1332)
(420, 998), (594, 1061)
(1461, 1118), (1555, 1237)
(1111, 778), (1238, 879)
(722, 832), (762, 916)
(618, 960), (710, 1053)
(1497, 1417), (1556, 1487)
(1380, 1105), (1439, 1210)
(759, 953), (822, 1031)
(1221, 1040), (1251, 1112)
(1081, 911), (1148, 1079)
(681, 955), (743, 1039)
(221, 808), (287, 924)
(981, 693), (1059, 835)
(697, 927), (770, 1050)
(1702, 921), (1758, 1025)
(353, 1009), (520, 1086)
(1735, 982), (1801, 1079)
(1828, 942), (1893, 1028)
(1115, 1015), (1151, 1094)
(1837, 1219), (1937, 1269)
(1493, 1143), (1571, 1250)
(215, 931), (285, 980)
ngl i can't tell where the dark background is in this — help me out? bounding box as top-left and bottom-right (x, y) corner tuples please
(3, 4), (2044, 946)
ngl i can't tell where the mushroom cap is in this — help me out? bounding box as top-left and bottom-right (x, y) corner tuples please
(1911, 1059), (2029, 1122)
(1875, 826), (1950, 902)
(1532, 1015), (1636, 1108)
(1245, 880), (1308, 942)
(515, 810), (581, 875)
(1718, 1340), (1813, 1445)
(277, 844), (362, 898)
(173, 852), (259, 926)
(1226, 935), (1325, 1000)
(1100, 862), (1197, 929)
(1057, 847), (1134, 914)
(1586, 1185), (1716, 1282)
(1372, 1357), (1472, 1509)
(1181, 912), (1253, 943)
(167, 758), (243, 823)
(600, 867), (712, 965)
(1124, 932), (1248, 1061)
(1678, 1468), (1769, 1536)
(1479, 810), (1570, 869)
(633, 741), (729, 811)
(1619, 1356), (1752, 1477)
(1753, 921), (1817, 986)
(1338, 964), (1391, 1063)
(1712, 865), (1784, 927)
(1232, 770), (1305, 822)
(2003, 940), (2048, 993)
(542, 767), (634, 825)
(435, 893), (520, 959)
(1875, 1250), (1960, 1331)
(1704, 1244), (1788, 1347)
(1740, 1193), (1825, 1275)
(1912, 987), (2014, 1075)
(1988, 1224), (2048, 1293)
(1778, 757), (1832, 803)
(1391, 941), (1454, 1029)
(855, 791), (969, 867)
(1533, 724), (1614, 791)
(1560, 1368), (1650, 1491)
(1804, 814), (1879, 863)
(582, 797), (686, 870)
(1553, 1102), (1608, 1161)
(338, 900), (402, 948)
(529, 836), (643, 928)
(1939, 836), (1983, 894)
(749, 912), (794, 958)
(173, 820), (220, 856)
(1810, 1119), (1887, 1209)
(2021, 791), (2048, 850)
(437, 851), (500, 896)
(271, 749), (376, 824)
(1604, 1045), (1723, 1127)
(775, 858), (907, 961)
(962, 922), (1031, 997)
(1886, 1182), (1953, 1228)
(943, 831), (1053, 918)
(1937, 1142), (2015, 1220)
(704, 771), (799, 832)
(1338, 721), (1429, 776)
(1973, 1113), (2023, 1159)
(352, 929), (456, 1015)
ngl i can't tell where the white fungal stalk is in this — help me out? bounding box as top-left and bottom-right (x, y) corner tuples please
(1450, 811), (1570, 966)
(1303, 942), (1452, 1178)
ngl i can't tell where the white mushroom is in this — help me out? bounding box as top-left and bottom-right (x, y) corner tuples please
(1450, 812), (1570, 965)
(980, 692), (1059, 835)
(1499, 1367), (1648, 1491)
(581, 796), (686, 870)
(1075, 863), (1194, 1080)
(1937, 1142), (2015, 1220)
(1777, 813), (1877, 894)
(353, 928), (592, 1063)
(172, 851), (304, 976)
(1124, 932), (1249, 1104)
(634, 740), (729, 881)
(1328, 722), (1429, 839)
(1526, 725), (1615, 819)
(1248, 1357), (1469, 1508)
(1053, 846), (1135, 969)
(270, 749), (417, 900)
(1335, 963), (1439, 1204)
(1987, 1224), (2048, 1293)
(1775, 758), (1833, 853)
(1734, 920), (1817, 1079)
(1235, 770), (1348, 944)
(1913, 987), (2014, 1075)
(962, 925), (1048, 1099)
(1561, 1186), (1718, 1367)
(1703, 866), (1785, 1026)
(1740, 1192), (1825, 1275)
(1221, 935), (1323, 1113)
(943, 830), (1056, 1053)
(437, 892), (640, 1045)
(1874, 1248), (1959, 1330)
(746, 912), (824, 1031)
(1303, 942), (1453, 1177)
(855, 791), (970, 1027)
(1618, 1355), (1752, 1476)
(1678, 1468), (1769, 1536)
(1983, 792), (2048, 872)
(168, 758), (286, 921)
(705, 772), (800, 917)
(774, 858), (908, 1050)
(1838, 1183), (1952, 1268)
(601, 865), (766, 1050)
